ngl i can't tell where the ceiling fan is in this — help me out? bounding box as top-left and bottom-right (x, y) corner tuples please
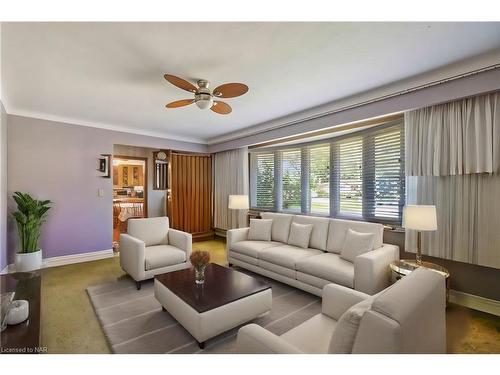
(164, 74), (248, 115)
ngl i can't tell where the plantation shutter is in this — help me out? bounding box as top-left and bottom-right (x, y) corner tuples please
(335, 137), (363, 216)
(249, 119), (405, 224)
(281, 149), (302, 212)
(308, 144), (330, 215)
(250, 152), (275, 210)
(364, 124), (405, 221)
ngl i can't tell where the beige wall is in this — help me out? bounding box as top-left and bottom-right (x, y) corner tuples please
(383, 230), (500, 301)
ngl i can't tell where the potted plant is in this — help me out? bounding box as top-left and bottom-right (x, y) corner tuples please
(11, 192), (51, 272)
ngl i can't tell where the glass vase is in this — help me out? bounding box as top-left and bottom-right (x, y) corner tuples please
(195, 265), (206, 285)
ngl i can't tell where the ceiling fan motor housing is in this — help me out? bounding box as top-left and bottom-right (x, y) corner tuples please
(195, 80), (213, 109)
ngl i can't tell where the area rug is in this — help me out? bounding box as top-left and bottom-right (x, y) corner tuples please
(86, 268), (321, 354)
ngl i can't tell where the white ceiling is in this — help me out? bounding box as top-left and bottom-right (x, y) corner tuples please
(2, 22), (500, 144)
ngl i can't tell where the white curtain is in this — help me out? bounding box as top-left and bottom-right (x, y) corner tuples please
(214, 147), (248, 230)
(405, 91), (500, 269)
(406, 92), (500, 176)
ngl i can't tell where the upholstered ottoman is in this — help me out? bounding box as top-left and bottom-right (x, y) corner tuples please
(154, 263), (272, 348)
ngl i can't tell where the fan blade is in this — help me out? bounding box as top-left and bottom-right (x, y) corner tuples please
(166, 99), (195, 108)
(212, 83), (248, 98)
(164, 74), (197, 93)
(211, 101), (232, 115)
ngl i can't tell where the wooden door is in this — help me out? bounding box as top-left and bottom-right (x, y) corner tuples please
(169, 152), (213, 241)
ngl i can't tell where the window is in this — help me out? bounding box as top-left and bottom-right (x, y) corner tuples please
(249, 120), (405, 224)
(308, 145), (330, 215)
(281, 150), (301, 211)
(250, 152), (275, 210)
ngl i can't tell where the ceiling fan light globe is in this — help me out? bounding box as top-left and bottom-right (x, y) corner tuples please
(195, 93), (213, 110)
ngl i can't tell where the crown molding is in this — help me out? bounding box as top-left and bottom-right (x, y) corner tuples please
(5, 108), (207, 145)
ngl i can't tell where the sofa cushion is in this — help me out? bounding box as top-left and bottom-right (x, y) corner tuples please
(326, 219), (383, 254)
(259, 245), (322, 269)
(144, 245), (186, 270)
(340, 228), (375, 263)
(128, 217), (169, 247)
(231, 240), (282, 258)
(281, 314), (337, 354)
(248, 219), (273, 241)
(260, 212), (294, 243)
(229, 251), (259, 266)
(258, 260), (296, 279)
(292, 215), (330, 250)
(328, 298), (373, 354)
(287, 222), (313, 249)
(296, 253), (354, 288)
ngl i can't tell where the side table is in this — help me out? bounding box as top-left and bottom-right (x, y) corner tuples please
(390, 259), (450, 304)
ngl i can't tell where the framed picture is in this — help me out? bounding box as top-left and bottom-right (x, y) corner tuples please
(97, 154), (111, 178)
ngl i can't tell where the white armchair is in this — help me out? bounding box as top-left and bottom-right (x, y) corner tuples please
(119, 217), (192, 289)
(237, 268), (446, 354)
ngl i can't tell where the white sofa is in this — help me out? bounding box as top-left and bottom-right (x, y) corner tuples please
(227, 212), (399, 296)
(237, 268), (446, 354)
(120, 217), (192, 289)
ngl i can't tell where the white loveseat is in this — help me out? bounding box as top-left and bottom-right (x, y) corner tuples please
(237, 268), (446, 354)
(227, 212), (399, 295)
(120, 217), (192, 289)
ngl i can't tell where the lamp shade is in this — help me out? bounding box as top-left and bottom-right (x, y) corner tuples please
(228, 195), (249, 210)
(402, 205), (437, 231)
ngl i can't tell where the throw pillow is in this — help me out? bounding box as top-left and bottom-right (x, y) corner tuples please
(340, 228), (375, 263)
(248, 219), (273, 241)
(328, 298), (373, 354)
(287, 222), (313, 249)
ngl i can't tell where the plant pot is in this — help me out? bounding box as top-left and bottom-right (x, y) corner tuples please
(15, 250), (43, 272)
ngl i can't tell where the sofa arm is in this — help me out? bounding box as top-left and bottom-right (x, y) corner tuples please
(119, 234), (146, 281)
(322, 284), (370, 320)
(226, 227), (250, 251)
(354, 244), (399, 295)
(168, 228), (192, 259)
(236, 324), (302, 354)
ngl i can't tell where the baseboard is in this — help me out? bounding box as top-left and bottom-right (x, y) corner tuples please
(0, 263), (14, 275)
(449, 289), (500, 316)
(0, 249), (115, 274)
(43, 249), (115, 268)
(214, 228), (227, 238)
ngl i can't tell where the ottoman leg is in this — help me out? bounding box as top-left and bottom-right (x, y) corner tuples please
(136, 281), (142, 290)
(162, 306), (166, 311)
(198, 341), (205, 349)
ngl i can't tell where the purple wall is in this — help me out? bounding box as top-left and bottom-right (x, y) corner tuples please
(6, 115), (207, 264)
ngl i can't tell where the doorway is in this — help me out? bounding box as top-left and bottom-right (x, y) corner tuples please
(112, 156), (148, 246)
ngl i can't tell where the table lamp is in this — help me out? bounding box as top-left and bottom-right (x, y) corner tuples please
(228, 195), (249, 228)
(402, 205), (437, 265)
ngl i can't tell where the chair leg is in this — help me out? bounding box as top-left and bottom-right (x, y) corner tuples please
(136, 281), (142, 290)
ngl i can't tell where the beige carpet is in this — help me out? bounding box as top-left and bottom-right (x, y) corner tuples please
(87, 268), (321, 354)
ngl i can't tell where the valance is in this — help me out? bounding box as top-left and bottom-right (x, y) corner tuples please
(405, 92), (500, 176)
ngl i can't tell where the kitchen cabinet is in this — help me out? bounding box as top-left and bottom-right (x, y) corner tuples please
(114, 165), (144, 187)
